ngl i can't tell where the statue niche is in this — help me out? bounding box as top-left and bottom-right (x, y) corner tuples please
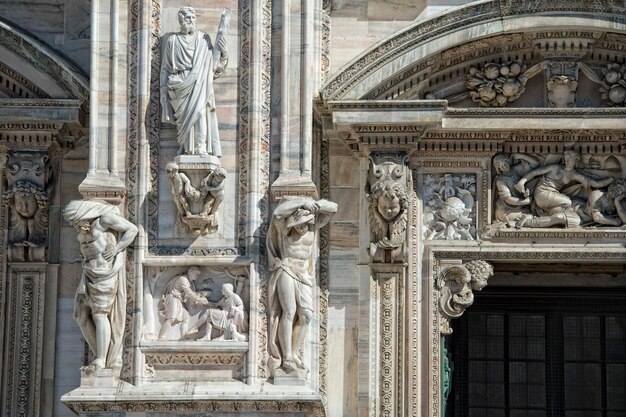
(367, 152), (411, 263)
(493, 150), (624, 229)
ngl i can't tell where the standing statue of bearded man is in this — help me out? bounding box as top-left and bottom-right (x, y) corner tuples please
(160, 6), (229, 157)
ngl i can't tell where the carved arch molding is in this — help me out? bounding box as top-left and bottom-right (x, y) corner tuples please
(317, 2), (626, 417)
(0, 19), (88, 417)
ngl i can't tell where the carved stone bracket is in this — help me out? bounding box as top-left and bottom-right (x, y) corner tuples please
(437, 259), (493, 335)
(367, 151), (412, 263)
(323, 100), (446, 155)
(165, 159), (226, 236)
(2, 148), (61, 262)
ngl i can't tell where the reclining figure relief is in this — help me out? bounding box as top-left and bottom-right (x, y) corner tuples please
(493, 150), (625, 229)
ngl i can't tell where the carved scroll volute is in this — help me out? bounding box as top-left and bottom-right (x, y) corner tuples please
(2, 150), (56, 262)
(437, 260), (494, 335)
(367, 151), (412, 263)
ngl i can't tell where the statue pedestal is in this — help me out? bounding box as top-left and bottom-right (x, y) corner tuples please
(80, 367), (117, 387)
(175, 154), (221, 168)
(167, 155), (225, 236)
(181, 214), (218, 235)
(272, 369), (308, 386)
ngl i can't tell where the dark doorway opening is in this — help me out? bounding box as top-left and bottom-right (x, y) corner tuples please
(447, 287), (626, 417)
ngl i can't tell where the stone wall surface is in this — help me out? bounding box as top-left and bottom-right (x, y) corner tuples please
(327, 0), (473, 76)
(2, 1), (626, 417)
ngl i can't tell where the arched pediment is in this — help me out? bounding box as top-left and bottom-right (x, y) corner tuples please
(0, 18), (88, 100)
(0, 19), (88, 146)
(321, 0), (626, 108)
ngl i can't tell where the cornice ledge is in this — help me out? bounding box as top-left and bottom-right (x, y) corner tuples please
(0, 98), (84, 107)
(328, 100), (446, 125)
(63, 398), (326, 416)
(0, 99), (86, 128)
(446, 107), (626, 117)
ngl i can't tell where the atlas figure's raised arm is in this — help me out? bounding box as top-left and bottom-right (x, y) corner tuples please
(314, 199), (338, 229)
(272, 197), (317, 220)
(99, 212), (138, 255)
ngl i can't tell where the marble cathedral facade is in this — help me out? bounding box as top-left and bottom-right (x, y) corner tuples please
(1, 1), (626, 416)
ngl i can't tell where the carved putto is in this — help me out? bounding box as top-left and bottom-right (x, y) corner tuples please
(166, 162), (226, 235)
(423, 174), (476, 240)
(438, 260), (493, 335)
(466, 60), (528, 107)
(600, 63), (626, 106)
(368, 181), (410, 262)
(493, 151), (622, 229)
(367, 152), (411, 263)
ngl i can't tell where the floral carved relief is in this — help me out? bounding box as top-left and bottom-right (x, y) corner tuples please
(423, 173), (477, 241)
(466, 60), (529, 107)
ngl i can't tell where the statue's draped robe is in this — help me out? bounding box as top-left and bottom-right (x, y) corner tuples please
(76, 250), (126, 368)
(66, 201), (126, 369)
(161, 31), (222, 156)
(160, 275), (195, 323)
(209, 293), (247, 338)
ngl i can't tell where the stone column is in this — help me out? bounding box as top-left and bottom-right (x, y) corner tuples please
(370, 263), (407, 417)
(271, 0), (325, 197)
(78, 0), (127, 202)
(1, 263), (47, 417)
